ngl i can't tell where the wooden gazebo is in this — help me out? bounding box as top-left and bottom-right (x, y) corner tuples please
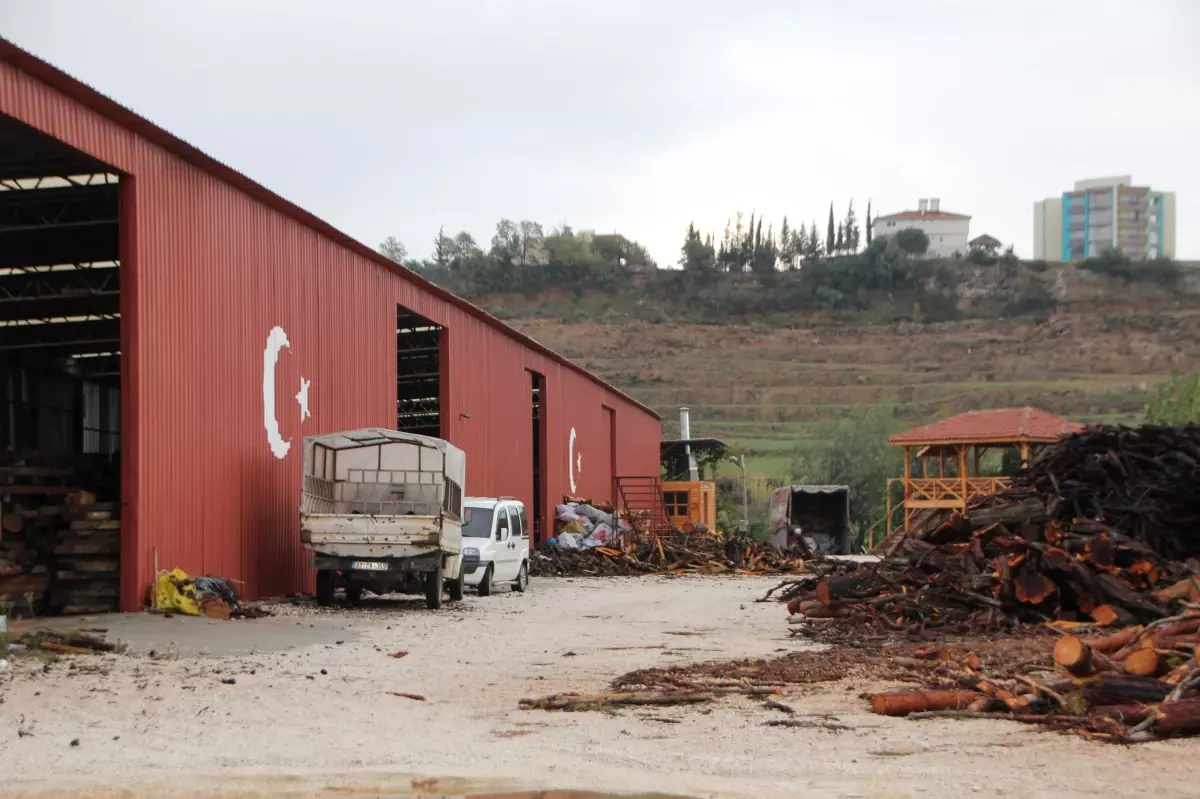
(878, 407), (1082, 550)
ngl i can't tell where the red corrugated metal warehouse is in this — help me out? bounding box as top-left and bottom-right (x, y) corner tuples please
(0, 38), (661, 612)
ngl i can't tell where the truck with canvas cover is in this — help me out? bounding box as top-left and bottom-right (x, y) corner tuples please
(300, 429), (465, 609)
(767, 485), (853, 555)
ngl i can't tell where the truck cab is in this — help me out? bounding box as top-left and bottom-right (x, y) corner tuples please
(460, 497), (530, 596)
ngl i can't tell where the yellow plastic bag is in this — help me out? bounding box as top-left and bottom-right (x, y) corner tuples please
(154, 568), (202, 616)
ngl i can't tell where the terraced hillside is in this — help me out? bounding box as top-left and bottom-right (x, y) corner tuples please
(507, 307), (1200, 479)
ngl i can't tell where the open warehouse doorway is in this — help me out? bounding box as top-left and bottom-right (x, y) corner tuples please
(396, 305), (444, 437)
(0, 113), (124, 617)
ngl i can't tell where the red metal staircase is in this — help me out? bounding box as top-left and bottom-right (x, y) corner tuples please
(615, 476), (674, 537)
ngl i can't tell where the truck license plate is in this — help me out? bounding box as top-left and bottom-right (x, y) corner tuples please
(352, 561), (388, 571)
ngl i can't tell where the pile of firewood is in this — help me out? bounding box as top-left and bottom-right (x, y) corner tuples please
(870, 613), (1200, 743)
(531, 531), (806, 578)
(777, 426), (1200, 632)
(1004, 425), (1200, 561)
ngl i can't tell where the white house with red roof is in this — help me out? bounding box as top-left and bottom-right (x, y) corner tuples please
(875, 198), (971, 258)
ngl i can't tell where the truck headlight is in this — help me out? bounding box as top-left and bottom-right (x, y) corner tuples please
(463, 547), (479, 558)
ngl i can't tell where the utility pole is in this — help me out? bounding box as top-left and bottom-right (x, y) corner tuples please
(728, 455), (749, 533)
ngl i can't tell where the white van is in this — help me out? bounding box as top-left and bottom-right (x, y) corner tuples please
(461, 497), (531, 595)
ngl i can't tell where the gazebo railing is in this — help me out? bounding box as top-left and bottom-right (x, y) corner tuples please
(904, 476), (1012, 506)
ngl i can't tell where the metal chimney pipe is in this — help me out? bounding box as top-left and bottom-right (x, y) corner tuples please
(679, 407), (699, 481)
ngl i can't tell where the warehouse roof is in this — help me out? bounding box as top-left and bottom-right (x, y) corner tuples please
(890, 407), (1083, 446)
(0, 36), (658, 420)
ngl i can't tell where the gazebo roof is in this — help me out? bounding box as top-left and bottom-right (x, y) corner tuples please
(890, 407), (1083, 446)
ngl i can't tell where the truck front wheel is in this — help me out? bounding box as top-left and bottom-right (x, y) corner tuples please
(424, 568), (444, 610)
(315, 570), (335, 607)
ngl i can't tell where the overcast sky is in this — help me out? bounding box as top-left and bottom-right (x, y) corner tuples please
(2, 1), (1197, 262)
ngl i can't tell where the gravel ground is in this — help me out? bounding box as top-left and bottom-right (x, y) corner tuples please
(1, 576), (1199, 798)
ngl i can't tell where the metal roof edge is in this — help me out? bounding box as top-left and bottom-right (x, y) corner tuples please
(0, 36), (660, 421)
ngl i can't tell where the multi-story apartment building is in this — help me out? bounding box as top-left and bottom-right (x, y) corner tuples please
(1034, 176), (1176, 261)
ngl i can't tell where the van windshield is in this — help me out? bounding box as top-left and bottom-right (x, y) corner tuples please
(462, 507), (494, 538)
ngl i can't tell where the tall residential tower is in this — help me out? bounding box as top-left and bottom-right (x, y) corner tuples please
(1033, 176), (1175, 261)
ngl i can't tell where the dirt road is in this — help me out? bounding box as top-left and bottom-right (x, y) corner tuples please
(2, 577), (1198, 798)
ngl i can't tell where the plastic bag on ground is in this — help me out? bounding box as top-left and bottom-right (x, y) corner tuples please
(556, 532), (583, 550)
(561, 520), (588, 536)
(575, 504), (603, 522)
(154, 568), (203, 616)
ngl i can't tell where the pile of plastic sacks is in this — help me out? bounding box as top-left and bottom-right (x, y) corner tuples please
(548, 502), (633, 550)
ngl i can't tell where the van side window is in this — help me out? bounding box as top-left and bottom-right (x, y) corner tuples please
(518, 506), (530, 538)
(509, 505), (523, 538)
(496, 507), (510, 541)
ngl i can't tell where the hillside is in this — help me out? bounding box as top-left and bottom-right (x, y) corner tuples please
(469, 262), (1200, 482)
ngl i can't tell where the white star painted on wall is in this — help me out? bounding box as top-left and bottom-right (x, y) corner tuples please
(296, 376), (311, 421)
(577, 452), (582, 473)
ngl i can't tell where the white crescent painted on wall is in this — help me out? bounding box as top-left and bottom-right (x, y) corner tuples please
(568, 427), (579, 493)
(263, 325), (312, 460)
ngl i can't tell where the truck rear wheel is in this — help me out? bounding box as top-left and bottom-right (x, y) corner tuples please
(447, 574), (464, 602)
(424, 568), (444, 610)
(346, 583), (364, 606)
(315, 570), (334, 607)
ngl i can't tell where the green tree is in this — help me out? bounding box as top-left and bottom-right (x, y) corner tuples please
(433, 226), (454, 267)
(826, 204), (836, 255)
(378, 235), (407, 264)
(865, 199), (874, 245)
(789, 405), (904, 545)
(835, 221), (845, 254)
(1147, 372), (1200, 424)
(518, 220), (544, 265)
(844, 200), (860, 253)
(806, 219), (822, 260)
(490, 218), (521, 262)
(894, 227), (930, 256)
(680, 221), (717, 272)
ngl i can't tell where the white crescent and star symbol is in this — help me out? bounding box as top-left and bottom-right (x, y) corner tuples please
(568, 427), (582, 493)
(263, 325), (312, 460)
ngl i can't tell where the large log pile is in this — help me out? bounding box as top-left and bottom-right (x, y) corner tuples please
(771, 425), (1200, 742)
(530, 531), (806, 578)
(779, 426), (1200, 633)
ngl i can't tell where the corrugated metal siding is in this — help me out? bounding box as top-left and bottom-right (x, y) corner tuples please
(0, 57), (661, 609)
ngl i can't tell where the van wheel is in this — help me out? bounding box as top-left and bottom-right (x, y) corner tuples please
(424, 569), (444, 610)
(513, 562), (529, 593)
(447, 574), (464, 602)
(315, 570), (334, 607)
(477, 564), (493, 597)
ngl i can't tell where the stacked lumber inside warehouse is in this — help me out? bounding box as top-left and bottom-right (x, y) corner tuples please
(53, 495), (121, 614)
(0, 504), (53, 616)
(1, 489), (120, 617)
(771, 424), (1200, 743)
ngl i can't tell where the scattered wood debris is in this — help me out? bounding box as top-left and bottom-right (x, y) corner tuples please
(865, 613), (1200, 743)
(531, 531), (806, 578)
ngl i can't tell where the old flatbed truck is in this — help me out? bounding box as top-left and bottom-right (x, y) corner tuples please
(300, 428), (465, 609)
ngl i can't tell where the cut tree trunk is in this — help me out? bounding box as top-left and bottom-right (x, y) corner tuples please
(1083, 674), (1173, 706)
(1092, 604), (1137, 628)
(1152, 699), (1200, 737)
(1122, 649), (1164, 678)
(1055, 636), (1098, 677)
(871, 690), (983, 717)
(1084, 627), (1141, 654)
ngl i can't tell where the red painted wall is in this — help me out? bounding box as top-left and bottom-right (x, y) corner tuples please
(0, 50), (662, 609)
